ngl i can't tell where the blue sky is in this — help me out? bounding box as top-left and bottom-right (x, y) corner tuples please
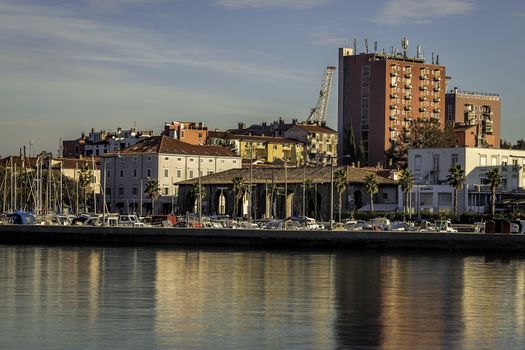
(0, 0), (524, 156)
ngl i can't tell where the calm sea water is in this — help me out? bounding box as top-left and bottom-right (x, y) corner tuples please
(0, 246), (524, 350)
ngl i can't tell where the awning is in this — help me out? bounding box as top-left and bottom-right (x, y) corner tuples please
(357, 203), (399, 212)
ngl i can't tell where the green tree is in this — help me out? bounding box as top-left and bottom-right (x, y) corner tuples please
(144, 179), (161, 215)
(344, 118), (357, 162)
(363, 174), (379, 213)
(231, 176), (247, 217)
(446, 164), (465, 215)
(334, 169), (348, 222)
(77, 164), (93, 213)
(357, 139), (365, 164)
(485, 168), (502, 216)
(399, 169), (414, 217)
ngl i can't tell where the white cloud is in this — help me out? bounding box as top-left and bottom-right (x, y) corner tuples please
(374, 0), (474, 25)
(0, 2), (307, 83)
(215, 0), (331, 10)
(309, 26), (348, 47)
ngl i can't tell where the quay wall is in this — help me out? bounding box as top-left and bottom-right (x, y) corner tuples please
(1, 225), (525, 252)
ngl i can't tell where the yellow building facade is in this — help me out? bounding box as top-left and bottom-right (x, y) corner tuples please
(236, 136), (305, 164)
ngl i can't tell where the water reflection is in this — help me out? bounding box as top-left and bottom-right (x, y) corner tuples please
(0, 246), (525, 349)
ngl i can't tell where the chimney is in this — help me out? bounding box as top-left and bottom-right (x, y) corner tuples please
(238, 122), (246, 130)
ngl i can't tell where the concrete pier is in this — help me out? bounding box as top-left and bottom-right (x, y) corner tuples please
(1, 225), (525, 252)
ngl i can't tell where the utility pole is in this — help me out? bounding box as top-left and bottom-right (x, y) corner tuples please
(92, 156), (97, 215)
(284, 159), (288, 230)
(249, 144), (253, 223)
(102, 160), (106, 226)
(59, 160), (63, 214)
(329, 155), (334, 230)
(75, 163), (79, 215)
(302, 148), (306, 217)
(198, 155), (202, 227)
(14, 163), (17, 211)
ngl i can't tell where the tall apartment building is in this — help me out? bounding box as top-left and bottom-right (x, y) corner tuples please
(445, 88), (501, 148)
(338, 45), (446, 165)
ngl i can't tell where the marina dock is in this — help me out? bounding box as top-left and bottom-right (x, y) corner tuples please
(1, 225), (525, 252)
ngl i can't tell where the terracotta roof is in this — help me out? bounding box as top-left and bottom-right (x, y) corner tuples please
(176, 166), (397, 185)
(292, 123), (337, 134)
(0, 156), (39, 168)
(209, 131), (304, 145)
(52, 158), (101, 170)
(110, 136), (238, 157)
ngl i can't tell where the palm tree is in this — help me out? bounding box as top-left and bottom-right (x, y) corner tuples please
(144, 179), (160, 215)
(334, 168), (348, 222)
(486, 168), (502, 216)
(78, 164), (93, 213)
(231, 176), (246, 218)
(446, 164), (465, 215)
(399, 169), (414, 218)
(363, 174), (379, 213)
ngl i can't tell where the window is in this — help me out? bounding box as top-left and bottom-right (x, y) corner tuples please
(491, 156), (498, 166)
(190, 158), (194, 162)
(163, 187), (169, 195)
(209, 159), (213, 163)
(480, 155), (487, 167)
(133, 168), (137, 178)
(451, 154), (458, 165)
(438, 193), (452, 207)
(414, 155), (422, 171)
(432, 155), (439, 170)
(208, 171), (213, 175)
(106, 170), (111, 178)
(132, 187), (137, 195)
(177, 157), (182, 161)
(147, 168), (151, 178)
(118, 187), (124, 195)
(164, 157), (169, 161)
(221, 160), (225, 163)
(233, 160), (237, 163)
(502, 157), (508, 166)
(382, 192), (388, 200)
(147, 157), (152, 161)
(120, 169), (124, 178)
(189, 170), (194, 178)
(176, 169), (182, 178)
(164, 169), (169, 178)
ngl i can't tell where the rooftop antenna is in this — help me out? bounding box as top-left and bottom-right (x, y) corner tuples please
(353, 38), (357, 54)
(374, 41), (378, 53)
(401, 37), (409, 57)
(364, 38), (369, 53)
(390, 46), (394, 56)
(436, 54), (440, 65)
(416, 45), (422, 59)
(431, 52), (435, 64)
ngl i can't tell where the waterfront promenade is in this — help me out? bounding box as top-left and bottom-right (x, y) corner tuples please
(1, 225), (525, 252)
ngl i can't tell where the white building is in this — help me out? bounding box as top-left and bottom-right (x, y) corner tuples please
(406, 147), (525, 214)
(101, 135), (242, 215)
(84, 128), (154, 157)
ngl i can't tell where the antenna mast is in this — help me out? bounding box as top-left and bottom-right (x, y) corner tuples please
(306, 66), (336, 125)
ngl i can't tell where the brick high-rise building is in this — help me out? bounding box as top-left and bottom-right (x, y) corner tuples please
(338, 46), (447, 165)
(445, 87), (501, 148)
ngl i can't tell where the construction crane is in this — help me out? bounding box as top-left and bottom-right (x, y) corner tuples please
(306, 66), (336, 125)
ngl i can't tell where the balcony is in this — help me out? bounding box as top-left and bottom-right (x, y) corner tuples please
(420, 75), (427, 80)
(419, 96), (427, 101)
(389, 115), (397, 120)
(390, 105), (396, 110)
(390, 82), (397, 88)
(390, 93), (397, 99)
(420, 86), (427, 91)
(485, 120), (494, 134)
(433, 87), (441, 92)
(390, 71), (397, 77)
(389, 126), (396, 131)
(434, 108), (441, 113)
(405, 94), (412, 100)
(433, 76), (441, 81)
(433, 97), (441, 102)
(404, 106), (412, 111)
(405, 117), (412, 122)
(405, 72), (412, 78)
(419, 107), (427, 112)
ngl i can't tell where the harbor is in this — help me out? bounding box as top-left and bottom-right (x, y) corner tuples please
(1, 224), (525, 252)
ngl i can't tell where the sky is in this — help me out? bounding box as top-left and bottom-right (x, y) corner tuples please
(0, 0), (524, 156)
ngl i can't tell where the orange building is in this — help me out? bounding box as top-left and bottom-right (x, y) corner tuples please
(164, 121), (208, 145)
(338, 45), (447, 166)
(446, 88), (500, 148)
